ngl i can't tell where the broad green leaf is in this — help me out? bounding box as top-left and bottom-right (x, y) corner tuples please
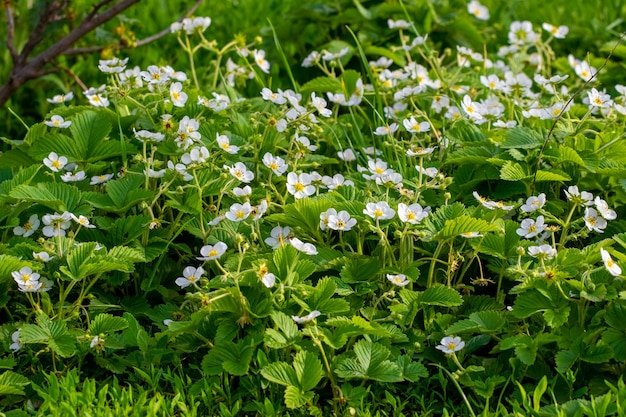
(339, 256), (380, 284)
(293, 351), (323, 392)
(447, 121), (487, 144)
(555, 349), (579, 373)
(601, 328), (626, 361)
(298, 277), (350, 314)
(499, 335), (536, 365)
(604, 302), (626, 330)
(300, 77), (342, 97)
(19, 324), (49, 343)
(478, 220), (521, 259)
(0, 371), (30, 396)
(106, 174), (155, 211)
(69, 110), (112, 161)
(396, 355), (428, 382)
(534, 169), (571, 182)
(66, 242), (97, 280)
(500, 161), (528, 181)
(581, 344), (613, 364)
(0, 165), (41, 204)
(261, 362), (299, 387)
(273, 244), (316, 286)
(0, 255), (33, 282)
(434, 215), (500, 240)
(90, 313), (129, 334)
(335, 340), (403, 382)
(512, 287), (570, 328)
(340, 69), (361, 98)
(202, 339), (255, 376)
(501, 127), (544, 149)
(265, 311), (302, 349)
(284, 385), (314, 409)
(9, 182), (82, 212)
(48, 335), (77, 358)
(417, 286), (463, 307)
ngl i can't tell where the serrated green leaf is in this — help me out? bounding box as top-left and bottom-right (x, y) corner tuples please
(340, 70), (361, 98)
(555, 349), (579, 373)
(0, 371), (30, 396)
(501, 127), (544, 149)
(284, 385), (314, 409)
(66, 242), (97, 279)
(434, 215), (500, 240)
(500, 161), (529, 181)
(478, 220), (521, 259)
(417, 286), (463, 307)
(90, 313), (128, 334)
(0, 255), (33, 282)
(396, 355), (428, 382)
(261, 362), (299, 387)
(202, 339), (255, 376)
(293, 351), (323, 392)
(48, 335), (76, 358)
(273, 244), (316, 286)
(336, 340), (403, 382)
(69, 110), (112, 162)
(106, 174), (155, 211)
(19, 324), (49, 343)
(581, 344), (613, 363)
(601, 328), (626, 361)
(534, 169), (571, 182)
(9, 182), (82, 212)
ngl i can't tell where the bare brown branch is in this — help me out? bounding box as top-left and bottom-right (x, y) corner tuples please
(5, 4), (18, 64)
(63, 0), (204, 56)
(0, 0), (142, 107)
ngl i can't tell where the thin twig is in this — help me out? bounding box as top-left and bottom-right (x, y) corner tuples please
(531, 32), (626, 191)
(62, 0), (203, 56)
(84, 0), (116, 22)
(5, 4), (18, 64)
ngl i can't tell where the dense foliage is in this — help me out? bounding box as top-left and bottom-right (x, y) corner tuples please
(2, 0), (626, 416)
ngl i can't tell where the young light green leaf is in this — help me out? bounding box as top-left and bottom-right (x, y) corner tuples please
(293, 350), (323, 392)
(417, 286), (464, 307)
(335, 340), (403, 382)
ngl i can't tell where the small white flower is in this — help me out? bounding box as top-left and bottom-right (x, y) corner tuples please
(337, 149), (357, 161)
(44, 115), (71, 128)
(33, 251), (53, 262)
(263, 153), (288, 175)
(227, 162), (254, 183)
(520, 194), (546, 213)
(198, 242), (228, 261)
(265, 226), (291, 249)
(90, 335), (102, 349)
(564, 186), (594, 206)
(286, 172), (316, 199)
(289, 237), (318, 255)
(60, 170), (87, 183)
(387, 273), (410, 287)
(254, 49), (270, 74)
(460, 231), (483, 238)
(292, 310), (321, 323)
(363, 201), (395, 220)
(43, 152), (68, 172)
(233, 185), (252, 198)
(594, 197), (617, 220)
(373, 123), (399, 136)
(528, 244), (557, 260)
(90, 173), (114, 185)
(14, 214), (40, 237)
(403, 116), (430, 133)
(225, 202), (252, 222)
(516, 216), (546, 238)
(461, 95), (484, 120)
(600, 248), (622, 277)
(584, 207), (607, 233)
(436, 336), (465, 354)
(12, 267), (40, 286)
(170, 82), (188, 107)
(327, 210), (357, 231)
(216, 134), (240, 154)
(47, 92), (74, 104)
(467, 0), (490, 20)
(398, 203), (429, 224)
(542, 23), (569, 39)
(41, 212), (72, 237)
(416, 165), (439, 178)
(175, 266), (205, 288)
(10, 329), (22, 353)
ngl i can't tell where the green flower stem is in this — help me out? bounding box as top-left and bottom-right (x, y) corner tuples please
(312, 325), (342, 414)
(427, 240), (448, 288)
(558, 203), (578, 248)
(434, 364), (476, 417)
